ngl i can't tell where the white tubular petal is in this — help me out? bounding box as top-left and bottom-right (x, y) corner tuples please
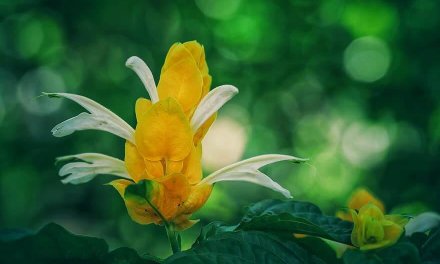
(199, 154), (307, 198)
(213, 171), (292, 198)
(57, 152), (127, 164)
(45, 93), (135, 143)
(57, 153), (131, 184)
(190, 85), (239, 132)
(51, 112), (133, 141)
(405, 212), (440, 236)
(125, 56), (159, 103)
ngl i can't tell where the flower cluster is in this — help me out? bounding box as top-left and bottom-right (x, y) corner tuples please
(337, 188), (408, 250)
(350, 203), (407, 250)
(48, 41), (305, 230)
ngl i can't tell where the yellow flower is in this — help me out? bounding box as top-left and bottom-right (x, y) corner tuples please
(48, 41), (306, 230)
(350, 203), (408, 251)
(337, 187), (385, 221)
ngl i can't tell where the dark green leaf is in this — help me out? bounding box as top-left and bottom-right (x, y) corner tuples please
(342, 239), (421, 264)
(421, 228), (440, 263)
(166, 230), (327, 264)
(124, 179), (155, 203)
(105, 247), (161, 264)
(409, 232), (429, 251)
(192, 200), (352, 262)
(195, 221), (237, 243)
(0, 228), (33, 242)
(295, 236), (342, 264)
(237, 199), (353, 244)
(342, 250), (380, 264)
(0, 223), (158, 264)
(0, 223), (108, 263)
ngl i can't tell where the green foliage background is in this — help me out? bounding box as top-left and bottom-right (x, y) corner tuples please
(0, 0), (439, 259)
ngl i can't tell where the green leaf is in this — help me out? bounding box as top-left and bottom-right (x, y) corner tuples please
(409, 232), (429, 251)
(294, 236), (342, 264)
(0, 228), (33, 242)
(106, 247), (161, 264)
(194, 221), (238, 243)
(0, 223), (108, 263)
(421, 228), (440, 263)
(191, 200), (352, 262)
(0, 223), (158, 264)
(165, 230), (327, 264)
(342, 239), (421, 264)
(237, 199), (353, 244)
(124, 179), (155, 203)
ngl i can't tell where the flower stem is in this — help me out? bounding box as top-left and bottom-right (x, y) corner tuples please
(145, 198), (181, 253)
(165, 223), (181, 253)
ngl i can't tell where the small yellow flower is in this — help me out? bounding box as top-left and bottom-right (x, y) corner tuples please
(48, 41), (306, 230)
(350, 203), (408, 251)
(337, 187), (385, 221)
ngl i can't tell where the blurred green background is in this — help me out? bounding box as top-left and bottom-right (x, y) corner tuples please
(1, 0), (439, 258)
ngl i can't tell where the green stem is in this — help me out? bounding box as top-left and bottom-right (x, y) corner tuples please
(165, 223), (181, 253)
(145, 198), (181, 253)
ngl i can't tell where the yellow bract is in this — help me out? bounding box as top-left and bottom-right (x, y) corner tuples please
(348, 188), (385, 212)
(110, 41), (214, 230)
(135, 98), (152, 122)
(158, 41), (212, 117)
(135, 98), (193, 162)
(350, 203), (408, 251)
(124, 142), (146, 182)
(337, 188), (385, 221)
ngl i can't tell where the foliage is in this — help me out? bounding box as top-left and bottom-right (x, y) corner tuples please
(342, 240), (420, 264)
(1, 200), (438, 263)
(1, 0), (440, 261)
(0, 223), (158, 264)
(237, 199), (353, 244)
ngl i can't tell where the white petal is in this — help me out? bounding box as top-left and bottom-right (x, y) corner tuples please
(212, 170), (292, 198)
(199, 154), (307, 198)
(57, 152), (126, 165)
(125, 56), (159, 103)
(405, 212), (440, 236)
(190, 85), (238, 132)
(51, 112), (133, 141)
(57, 153), (131, 184)
(44, 93), (135, 143)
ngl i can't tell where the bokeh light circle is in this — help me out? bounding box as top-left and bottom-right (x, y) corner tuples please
(0, 13), (64, 62)
(195, 0), (241, 20)
(214, 1), (283, 62)
(342, 122), (390, 168)
(17, 67), (66, 115)
(202, 117), (247, 172)
(17, 17), (44, 59)
(340, 1), (398, 38)
(344, 36), (391, 82)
